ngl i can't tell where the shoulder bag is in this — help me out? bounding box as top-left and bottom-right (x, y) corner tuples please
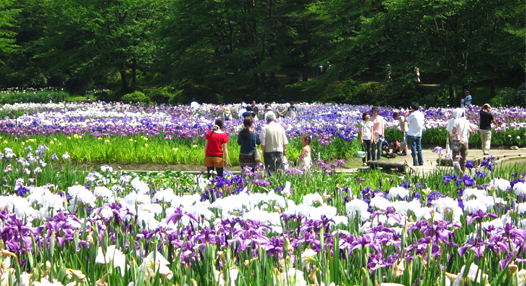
(253, 131), (262, 163)
(451, 120), (468, 152)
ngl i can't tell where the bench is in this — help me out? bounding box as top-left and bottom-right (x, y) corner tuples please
(366, 161), (407, 173)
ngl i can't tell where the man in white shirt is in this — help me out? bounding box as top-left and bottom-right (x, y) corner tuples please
(261, 112), (288, 176)
(405, 102), (425, 166)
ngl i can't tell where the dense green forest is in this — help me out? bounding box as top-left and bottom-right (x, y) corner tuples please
(0, 0), (524, 105)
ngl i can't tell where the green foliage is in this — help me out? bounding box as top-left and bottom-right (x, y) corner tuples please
(320, 80), (387, 104)
(147, 87), (184, 104)
(121, 91), (150, 104)
(490, 83), (526, 108)
(0, 0), (19, 55)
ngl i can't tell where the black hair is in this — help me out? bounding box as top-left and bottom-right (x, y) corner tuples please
(392, 112), (400, 118)
(362, 112), (370, 121)
(212, 119), (224, 131)
(241, 118), (253, 141)
(246, 106), (252, 112)
(302, 133), (312, 144)
(410, 102), (419, 111)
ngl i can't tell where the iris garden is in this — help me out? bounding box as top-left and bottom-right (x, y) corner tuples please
(0, 102), (526, 286)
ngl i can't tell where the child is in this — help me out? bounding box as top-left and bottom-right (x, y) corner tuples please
(299, 134), (312, 170)
(390, 138), (401, 154)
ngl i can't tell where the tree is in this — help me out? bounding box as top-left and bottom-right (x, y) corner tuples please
(38, 0), (165, 94)
(0, 0), (19, 56)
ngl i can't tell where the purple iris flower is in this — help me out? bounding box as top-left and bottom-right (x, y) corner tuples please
(467, 209), (498, 225)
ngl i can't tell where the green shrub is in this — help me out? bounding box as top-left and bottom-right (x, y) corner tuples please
(121, 91), (150, 103)
(147, 87), (184, 104)
(490, 83), (526, 108)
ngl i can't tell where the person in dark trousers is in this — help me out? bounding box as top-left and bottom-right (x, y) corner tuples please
(360, 112), (373, 166)
(479, 103), (498, 155)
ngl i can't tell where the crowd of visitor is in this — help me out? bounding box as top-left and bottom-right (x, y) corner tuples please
(201, 95), (499, 177)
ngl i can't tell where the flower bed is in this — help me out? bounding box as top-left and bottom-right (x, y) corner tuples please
(0, 103), (525, 165)
(0, 146), (525, 285)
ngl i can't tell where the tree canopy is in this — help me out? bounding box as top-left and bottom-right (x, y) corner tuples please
(0, 0), (524, 104)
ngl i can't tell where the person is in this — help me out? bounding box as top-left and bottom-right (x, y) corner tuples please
(85, 96), (93, 104)
(276, 100), (287, 118)
(460, 95), (465, 108)
(360, 112), (373, 166)
(405, 102), (425, 166)
(446, 109), (462, 153)
(204, 119), (229, 177)
(251, 101), (259, 120)
(287, 101), (298, 118)
(238, 102), (247, 119)
(479, 103), (498, 155)
(190, 98), (199, 111)
(242, 106), (254, 119)
(390, 138), (401, 154)
(264, 105), (275, 121)
(237, 118), (261, 170)
(381, 140), (390, 156)
(371, 107), (385, 162)
(464, 90), (472, 106)
(452, 108), (476, 172)
(392, 112), (408, 155)
(223, 108), (232, 121)
(299, 134), (312, 170)
(261, 112), (288, 176)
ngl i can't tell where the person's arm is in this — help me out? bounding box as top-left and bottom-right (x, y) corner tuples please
(256, 132), (261, 145)
(260, 129), (266, 153)
(300, 147), (306, 162)
(204, 140), (209, 159)
(222, 143), (228, 168)
(360, 124), (364, 145)
(237, 132), (242, 145)
(282, 130), (288, 155)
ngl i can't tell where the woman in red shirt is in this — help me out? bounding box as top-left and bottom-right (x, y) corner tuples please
(204, 119), (229, 177)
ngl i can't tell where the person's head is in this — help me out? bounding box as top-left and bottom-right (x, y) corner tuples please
(410, 102), (419, 111)
(243, 118), (253, 128)
(302, 134), (312, 146)
(192, 98), (196, 102)
(246, 106), (252, 112)
(372, 106), (380, 115)
(391, 138), (398, 143)
(290, 101), (295, 106)
(482, 103), (491, 112)
(224, 108), (231, 114)
(464, 89), (469, 95)
(212, 119), (224, 131)
(392, 112), (400, 119)
(362, 112), (370, 121)
(266, 112), (276, 122)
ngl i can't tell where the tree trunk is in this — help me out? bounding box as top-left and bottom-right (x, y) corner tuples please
(132, 58), (137, 87)
(302, 19), (310, 82)
(119, 70), (128, 93)
(449, 84), (457, 106)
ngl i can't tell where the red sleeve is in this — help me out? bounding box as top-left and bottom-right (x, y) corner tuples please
(206, 130), (211, 140)
(223, 133), (229, 144)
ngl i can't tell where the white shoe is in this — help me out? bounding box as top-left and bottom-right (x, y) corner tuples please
(363, 163), (367, 166)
